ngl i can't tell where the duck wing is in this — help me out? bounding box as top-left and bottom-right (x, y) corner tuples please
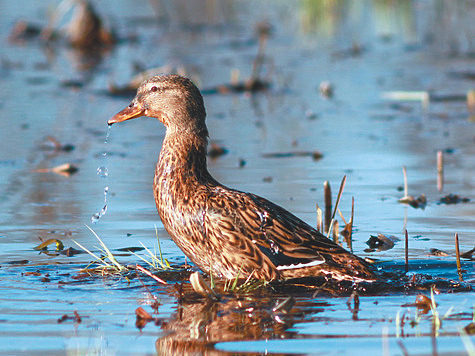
(203, 187), (350, 279)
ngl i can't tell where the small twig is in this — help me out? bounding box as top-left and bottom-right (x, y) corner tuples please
(455, 233), (464, 282)
(405, 229), (409, 273)
(136, 264), (167, 285)
(437, 150), (444, 192)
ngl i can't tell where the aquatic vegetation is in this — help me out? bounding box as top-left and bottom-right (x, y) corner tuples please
(74, 225), (126, 273)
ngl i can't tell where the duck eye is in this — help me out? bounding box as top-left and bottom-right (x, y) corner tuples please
(151, 86), (158, 92)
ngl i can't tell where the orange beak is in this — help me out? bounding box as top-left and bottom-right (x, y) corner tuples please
(108, 102), (145, 125)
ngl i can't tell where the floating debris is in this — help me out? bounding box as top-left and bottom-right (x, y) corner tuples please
(398, 166), (426, 208)
(460, 247), (475, 260)
(207, 143), (228, 159)
(57, 311), (82, 324)
(60, 247), (84, 257)
(382, 91), (430, 110)
(262, 151), (323, 161)
(319, 81), (334, 98)
(8, 20), (42, 43)
(39, 136), (74, 152)
(399, 194), (427, 209)
(429, 248), (449, 257)
(33, 238), (64, 251)
(437, 194), (470, 205)
(116, 247), (145, 253)
(6, 260), (29, 265)
(135, 307), (157, 330)
(366, 234), (397, 252)
(34, 163), (79, 177)
(331, 42), (365, 59)
(449, 70), (475, 80)
(202, 78), (270, 95)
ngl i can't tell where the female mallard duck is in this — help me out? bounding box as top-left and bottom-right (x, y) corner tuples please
(108, 75), (377, 282)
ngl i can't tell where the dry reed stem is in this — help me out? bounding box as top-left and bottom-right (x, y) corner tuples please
(437, 150), (444, 192)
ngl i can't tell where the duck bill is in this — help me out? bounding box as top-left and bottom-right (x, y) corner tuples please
(108, 103), (145, 125)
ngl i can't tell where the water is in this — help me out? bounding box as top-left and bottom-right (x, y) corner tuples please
(0, 0), (474, 355)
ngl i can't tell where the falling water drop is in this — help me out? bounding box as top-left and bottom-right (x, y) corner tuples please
(97, 166), (108, 177)
(91, 126), (112, 224)
(105, 124), (112, 144)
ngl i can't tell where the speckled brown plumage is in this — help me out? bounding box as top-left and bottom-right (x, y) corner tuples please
(108, 74), (377, 282)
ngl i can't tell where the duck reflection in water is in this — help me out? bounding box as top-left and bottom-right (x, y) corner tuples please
(153, 285), (330, 355)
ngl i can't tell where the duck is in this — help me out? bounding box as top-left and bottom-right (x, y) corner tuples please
(108, 74), (377, 283)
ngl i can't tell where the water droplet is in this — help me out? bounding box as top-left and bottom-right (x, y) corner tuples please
(91, 127), (112, 224)
(105, 124), (112, 144)
(97, 166), (108, 177)
(91, 187), (109, 224)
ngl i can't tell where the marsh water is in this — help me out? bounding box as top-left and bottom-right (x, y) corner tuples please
(1, 1), (474, 355)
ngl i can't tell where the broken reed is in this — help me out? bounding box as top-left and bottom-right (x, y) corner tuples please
(326, 176), (347, 238)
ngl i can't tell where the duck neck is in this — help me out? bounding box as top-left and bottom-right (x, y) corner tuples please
(156, 129), (212, 186)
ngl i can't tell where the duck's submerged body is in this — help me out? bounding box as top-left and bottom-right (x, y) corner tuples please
(109, 74), (377, 283)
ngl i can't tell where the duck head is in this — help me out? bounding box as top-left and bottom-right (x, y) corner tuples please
(108, 75), (207, 136)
